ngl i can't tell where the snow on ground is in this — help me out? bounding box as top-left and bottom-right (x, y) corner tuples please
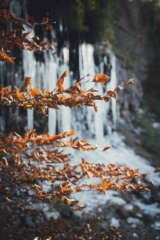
(69, 131), (159, 185)
(64, 131), (160, 215)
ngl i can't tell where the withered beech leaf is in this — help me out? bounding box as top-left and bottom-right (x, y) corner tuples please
(64, 130), (76, 136)
(24, 76), (32, 91)
(0, 52), (15, 63)
(102, 146), (111, 151)
(39, 40), (50, 46)
(114, 85), (123, 91)
(56, 71), (68, 92)
(154, 168), (160, 173)
(61, 95), (67, 101)
(61, 71), (68, 78)
(93, 74), (109, 86)
(14, 88), (25, 101)
(2, 86), (9, 94)
(73, 205), (86, 211)
(65, 197), (79, 206)
(103, 96), (110, 102)
(41, 17), (49, 23)
(87, 88), (99, 92)
(29, 88), (42, 97)
(46, 25), (53, 31)
(125, 78), (134, 86)
(106, 90), (117, 99)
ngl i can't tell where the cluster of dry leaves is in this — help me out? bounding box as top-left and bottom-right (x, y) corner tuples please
(0, 0), (160, 239)
(0, 129), (151, 208)
(0, 1), (55, 63)
(0, 129), (151, 239)
(0, 72), (134, 114)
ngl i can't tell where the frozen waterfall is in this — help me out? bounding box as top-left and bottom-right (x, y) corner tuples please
(22, 28), (36, 130)
(78, 44), (117, 139)
(23, 35), (117, 137)
(79, 43), (104, 141)
(107, 50), (117, 129)
(57, 47), (71, 133)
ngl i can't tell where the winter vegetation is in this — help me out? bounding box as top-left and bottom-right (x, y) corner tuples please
(0, 0), (160, 239)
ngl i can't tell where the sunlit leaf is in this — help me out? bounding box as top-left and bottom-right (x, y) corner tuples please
(125, 78), (134, 86)
(65, 197), (79, 206)
(24, 76), (32, 91)
(93, 74), (109, 86)
(106, 90), (117, 99)
(29, 88), (42, 97)
(1, 86), (9, 94)
(0, 52), (15, 63)
(102, 145), (112, 151)
(14, 88), (25, 101)
(56, 71), (68, 92)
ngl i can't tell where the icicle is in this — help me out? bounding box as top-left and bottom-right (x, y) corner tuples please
(79, 43), (105, 141)
(107, 50), (117, 129)
(58, 47), (71, 132)
(22, 27), (36, 130)
(47, 60), (57, 135)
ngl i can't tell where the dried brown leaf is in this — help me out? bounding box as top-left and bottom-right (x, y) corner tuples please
(29, 88), (42, 97)
(106, 90), (117, 99)
(56, 71), (68, 92)
(102, 146), (111, 151)
(125, 78), (134, 86)
(24, 76), (32, 91)
(93, 74), (109, 86)
(0, 52), (15, 63)
(39, 40), (50, 46)
(46, 25), (53, 31)
(114, 86), (123, 91)
(73, 205), (86, 211)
